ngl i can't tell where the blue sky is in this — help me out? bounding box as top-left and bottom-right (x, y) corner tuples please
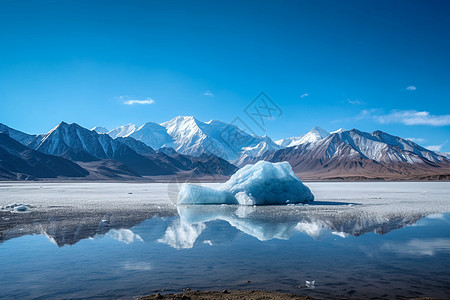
(0, 0), (449, 151)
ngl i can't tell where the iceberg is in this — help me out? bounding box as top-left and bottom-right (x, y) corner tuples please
(178, 161), (314, 205)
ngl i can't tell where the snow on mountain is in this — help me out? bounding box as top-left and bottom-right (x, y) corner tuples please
(108, 124), (137, 138)
(91, 126), (109, 134)
(2, 119), (449, 180)
(438, 152), (450, 159)
(27, 122), (177, 175)
(330, 128), (346, 134)
(99, 118), (449, 171)
(160, 116), (261, 161)
(0, 123), (36, 146)
(107, 116), (266, 161)
(127, 122), (175, 149)
(332, 129), (446, 164)
(30, 122), (129, 161)
(241, 136), (282, 157)
(248, 128), (449, 178)
(234, 135), (283, 166)
(276, 126), (329, 147)
(22, 121), (239, 177)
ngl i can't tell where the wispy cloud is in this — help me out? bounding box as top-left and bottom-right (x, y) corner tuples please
(347, 99), (364, 105)
(406, 137), (426, 144)
(359, 109), (450, 126)
(376, 110), (450, 126)
(355, 109), (377, 121)
(425, 141), (447, 152)
(203, 91), (214, 96)
(123, 98), (155, 105)
(427, 145), (443, 152)
(300, 93), (309, 98)
(406, 86), (417, 91)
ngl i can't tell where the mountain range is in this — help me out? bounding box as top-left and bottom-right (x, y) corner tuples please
(0, 116), (449, 181)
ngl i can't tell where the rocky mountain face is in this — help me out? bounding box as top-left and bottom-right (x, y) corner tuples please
(241, 129), (450, 180)
(0, 132), (88, 180)
(0, 122), (238, 180)
(0, 123), (36, 145)
(1, 118), (449, 181)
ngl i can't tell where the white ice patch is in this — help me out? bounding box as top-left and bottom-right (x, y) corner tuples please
(1, 203), (33, 213)
(235, 192), (254, 206)
(178, 161), (314, 205)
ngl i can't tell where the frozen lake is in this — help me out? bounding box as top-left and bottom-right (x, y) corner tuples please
(0, 182), (449, 299)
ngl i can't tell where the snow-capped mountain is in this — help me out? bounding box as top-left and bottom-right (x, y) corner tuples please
(107, 116), (263, 161)
(3, 121), (238, 179)
(242, 128), (449, 179)
(30, 122), (131, 161)
(330, 128), (346, 134)
(127, 122), (175, 149)
(27, 122), (178, 176)
(108, 124), (137, 138)
(2, 118), (448, 181)
(161, 116), (262, 160)
(276, 126), (329, 147)
(241, 135), (282, 157)
(235, 135), (283, 166)
(91, 126), (109, 134)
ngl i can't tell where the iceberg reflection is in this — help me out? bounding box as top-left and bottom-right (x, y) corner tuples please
(0, 205), (435, 248)
(158, 205), (429, 249)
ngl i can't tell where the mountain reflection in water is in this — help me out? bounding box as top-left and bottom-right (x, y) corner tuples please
(1, 205), (428, 247)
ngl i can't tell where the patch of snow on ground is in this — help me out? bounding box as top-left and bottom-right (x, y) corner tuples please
(1, 203), (33, 213)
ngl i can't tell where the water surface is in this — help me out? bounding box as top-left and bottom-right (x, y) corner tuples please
(0, 182), (449, 299)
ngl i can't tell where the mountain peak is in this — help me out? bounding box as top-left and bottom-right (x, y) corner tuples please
(275, 127), (329, 147)
(331, 128), (346, 134)
(107, 124), (137, 138)
(91, 126), (109, 134)
(309, 126), (329, 137)
(161, 116), (202, 135)
(171, 115), (197, 122)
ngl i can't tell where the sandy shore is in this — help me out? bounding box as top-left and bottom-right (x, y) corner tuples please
(140, 290), (314, 300)
(140, 290), (443, 300)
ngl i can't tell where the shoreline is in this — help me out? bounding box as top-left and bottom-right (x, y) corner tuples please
(140, 290), (315, 300)
(1, 177), (450, 183)
(139, 289), (443, 300)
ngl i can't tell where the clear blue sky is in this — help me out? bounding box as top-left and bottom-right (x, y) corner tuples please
(1, 0), (449, 151)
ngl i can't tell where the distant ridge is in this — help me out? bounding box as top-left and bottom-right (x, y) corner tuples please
(0, 132), (88, 180)
(0, 118), (449, 181)
(241, 129), (450, 180)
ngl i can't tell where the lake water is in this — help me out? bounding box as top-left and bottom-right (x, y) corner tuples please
(0, 182), (449, 299)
